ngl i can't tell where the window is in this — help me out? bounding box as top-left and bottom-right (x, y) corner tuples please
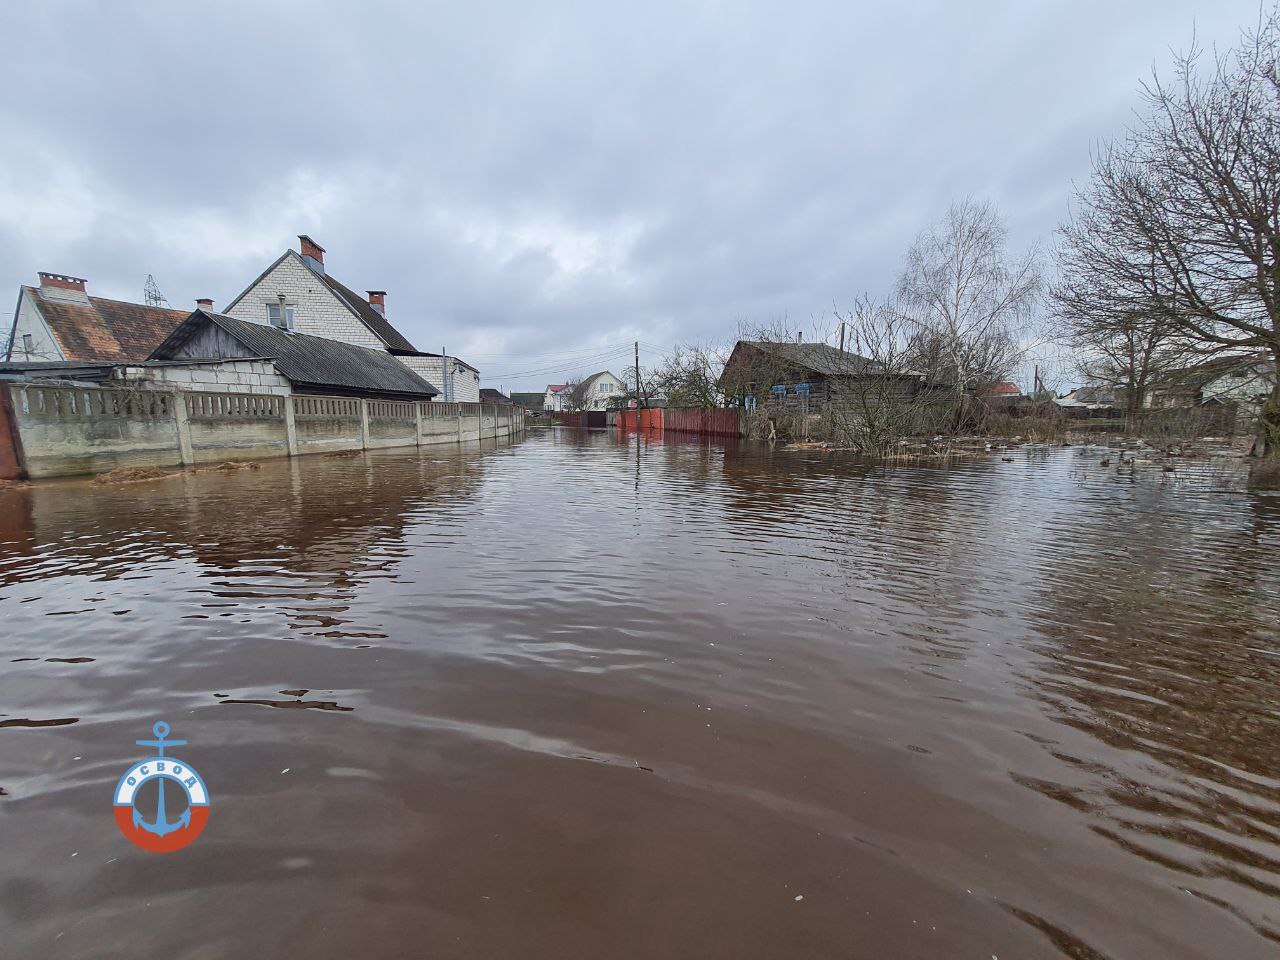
(267, 303), (295, 330)
(599, 382), (613, 393)
(22, 333), (34, 355)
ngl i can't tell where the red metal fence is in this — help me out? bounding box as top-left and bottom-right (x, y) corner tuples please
(615, 407), (742, 437)
(0, 387), (24, 480)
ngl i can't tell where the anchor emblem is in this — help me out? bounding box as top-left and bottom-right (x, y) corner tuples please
(113, 720), (211, 853)
(131, 722), (191, 837)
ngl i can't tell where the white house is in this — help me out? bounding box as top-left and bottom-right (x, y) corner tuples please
(1147, 353), (1275, 418)
(222, 236), (480, 402)
(543, 372), (626, 412)
(579, 370), (626, 410)
(544, 383), (569, 411)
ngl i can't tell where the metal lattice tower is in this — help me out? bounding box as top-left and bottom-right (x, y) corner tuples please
(143, 275), (169, 308)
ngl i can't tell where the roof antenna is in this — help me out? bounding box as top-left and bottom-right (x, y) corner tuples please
(144, 275), (168, 308)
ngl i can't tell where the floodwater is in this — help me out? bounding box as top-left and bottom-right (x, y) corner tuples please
(1, 430), (1279, 960)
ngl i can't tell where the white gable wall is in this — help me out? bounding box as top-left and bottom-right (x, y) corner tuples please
(224, 253), (385, 350)
(400, 355), (480, 403)
(582, 371), (626, 411)
(5, 289), (65, 362)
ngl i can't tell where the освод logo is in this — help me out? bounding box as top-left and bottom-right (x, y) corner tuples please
(113, 721), (210, 853)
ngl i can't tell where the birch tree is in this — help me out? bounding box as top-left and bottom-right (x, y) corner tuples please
(896, 199), (1041, 429)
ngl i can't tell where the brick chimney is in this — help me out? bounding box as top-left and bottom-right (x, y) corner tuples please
(195, 298), (215, 312)
(299, 235), (325, 274)
(367, 290), (386, 317)
(37, 271), (90, 304)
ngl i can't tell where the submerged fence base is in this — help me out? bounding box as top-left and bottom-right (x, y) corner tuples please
(615, 407), (743, 437)
(0, 384), (525, 479)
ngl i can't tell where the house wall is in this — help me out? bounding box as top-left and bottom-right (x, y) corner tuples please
(5, 289), (65, 362)
(2, 383), (525, 479)
(399, 355), (480, 403)
(224, 253), (385, 350)
(115, 360), (292, 396)
(1202, 364), (1275, 408)
(582, 371), (626, 411)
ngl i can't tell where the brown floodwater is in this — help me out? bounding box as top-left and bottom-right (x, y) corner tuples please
(1, 430), (1279, 959)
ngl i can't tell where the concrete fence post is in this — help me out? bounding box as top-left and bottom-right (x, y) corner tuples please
(283, 396), (299, 457)
(359, 399), (370, 450)
(173, 392), (195, 466)
(457, 405), (463, 444)
(415, 402), (425, 447)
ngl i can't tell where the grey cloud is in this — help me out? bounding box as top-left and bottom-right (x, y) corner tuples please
(0, 0), (1262, 388)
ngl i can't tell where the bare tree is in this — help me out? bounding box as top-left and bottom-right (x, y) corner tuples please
(896, 199), (1041, 429)
(651, 342), (726, 408)
(826, 297), (948, 454)
(561, 377), (586, 413)
(1055, 6), (1280, 454)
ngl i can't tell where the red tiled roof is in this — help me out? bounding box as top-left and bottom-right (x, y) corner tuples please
(547, 384), (567, 392)
(26, 287), (190, 362)
(981, 381), (1022, 397)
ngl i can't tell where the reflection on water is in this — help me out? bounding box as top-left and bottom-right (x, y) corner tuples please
(1, 432), (1278, 959)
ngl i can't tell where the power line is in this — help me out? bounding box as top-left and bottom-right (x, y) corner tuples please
(481, 346), (635, 380)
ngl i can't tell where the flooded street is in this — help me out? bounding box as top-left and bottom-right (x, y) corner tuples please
(2, 429), (1280, 959)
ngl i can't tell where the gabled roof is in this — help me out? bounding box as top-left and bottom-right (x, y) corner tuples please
(222, 249), (419, 353)
(479, 388), (511, 402)
(729, 340), (876, 377)
(15, 286), (189, 362)
(546, 383), (568, 393)
(578, 370), (622, 392)
(150, 312), (439, 399)
(317, 270), (417, 353)
(1160, 352), (1274, 390)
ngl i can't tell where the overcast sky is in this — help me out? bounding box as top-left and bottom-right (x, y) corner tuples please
(0, 1), (1263, 391)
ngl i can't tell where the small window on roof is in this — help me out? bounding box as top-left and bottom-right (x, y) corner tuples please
(267, 303), (295, 330)
(22, 333), (34, 354)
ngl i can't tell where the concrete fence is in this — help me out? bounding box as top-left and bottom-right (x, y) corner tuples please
(0, 383), (525, 479)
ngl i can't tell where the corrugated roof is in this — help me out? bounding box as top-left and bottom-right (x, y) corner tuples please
(151, 312), (439, 398)
(737, 341), (876, 376)
(22, 287), (189, 362)
(318, 271), (419, 353)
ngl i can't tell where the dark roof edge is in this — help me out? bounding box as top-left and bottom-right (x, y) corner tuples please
(2, 287), (24, 361)
(388, 348), (479, 374)
(220, 249), (295, 315)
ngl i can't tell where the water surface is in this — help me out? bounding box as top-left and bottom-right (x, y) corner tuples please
(1, 431), (1279, 958)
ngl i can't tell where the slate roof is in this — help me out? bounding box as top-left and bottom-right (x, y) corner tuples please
(731, 340), (876, 377)
(317, 270), (418, 353)
(1163, 352), (1273, 390)
(13, 287), (189, 362)
(479, 388), (511, 403)
(150, 312), (439, 399)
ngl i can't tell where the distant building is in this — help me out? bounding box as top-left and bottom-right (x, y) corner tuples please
(571, 370), (627, 411)
(1147, 353), (1275, 419)
(544, 383), (569, 411)
(509, 391), (545, 414)
(721, 340), (914, 411)
(223, 236), (480, 402)
(4, 271), (189, 363)
(479, 388), (512, 405)
(1054, 385), (1122, 416)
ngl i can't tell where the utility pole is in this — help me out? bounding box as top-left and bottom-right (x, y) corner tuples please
(838, 320), (846, 354)
(634, 340), (642, 416)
